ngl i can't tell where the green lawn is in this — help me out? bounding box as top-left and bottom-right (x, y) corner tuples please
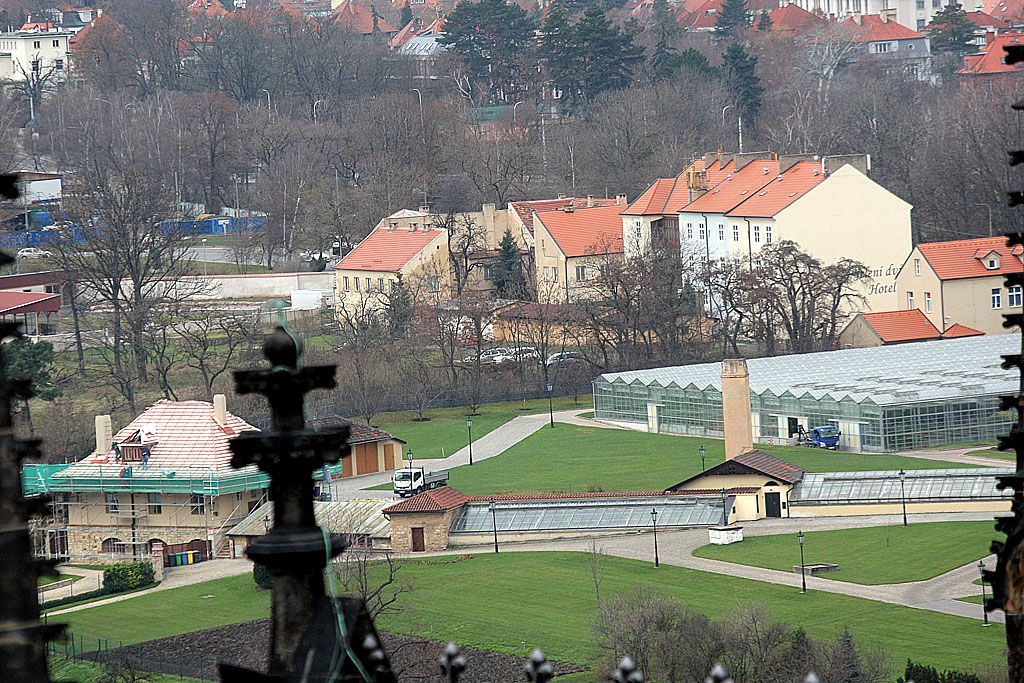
(373, 396), (590, 462)
(50, 658), (203, 683)
(958, 595), (987, 605)
(52, 553), (1003, 672)
(438, 425), (978, 496)
(39, 573), (80, 586)
(968, 447), (1013, 461)
(693, 521), (994, 585)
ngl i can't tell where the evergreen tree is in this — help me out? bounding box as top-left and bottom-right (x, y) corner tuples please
(650, 0), (679, 41)
(540, 4), (575, 97)
(756, 8), (772, 30)
(572, 6), (644, 104)
(648, 0), (683, 80)
(385, 273), (414, 337)
(722, 43), (763, 121)
(492, 230), (528, 299)
(3, 338), (60, 401)
(438, 0), (536, 102)
(715, 0), (750, 37)
(929, 2), (975, 56)
(400, 3), (413, 28)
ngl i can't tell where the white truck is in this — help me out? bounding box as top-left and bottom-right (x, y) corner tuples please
(392, 467), (449, 497)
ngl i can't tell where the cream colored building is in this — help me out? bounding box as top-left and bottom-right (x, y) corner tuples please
(895, 236), (1023, 335)
(532, 203), (628, 303)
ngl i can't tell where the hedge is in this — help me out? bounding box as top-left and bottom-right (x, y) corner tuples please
(102, 562), (155, 594)
(253, 563), (272, 590)
(40, 586), (110, 611)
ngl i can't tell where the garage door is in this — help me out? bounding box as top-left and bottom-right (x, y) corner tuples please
(355, 444), (378, 474)
(384, 443), (396, 470)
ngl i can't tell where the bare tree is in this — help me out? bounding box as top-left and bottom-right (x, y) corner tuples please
(332, 552), (412, 620)
(175, 310), (261, 400)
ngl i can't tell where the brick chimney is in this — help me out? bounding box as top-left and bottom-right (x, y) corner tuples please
(615, 194), (628, 205)
(586, 195), (595, 207)
(95, 414), (113, 453)
(213, 394), (227, 427)
(721, 359), (753, 460)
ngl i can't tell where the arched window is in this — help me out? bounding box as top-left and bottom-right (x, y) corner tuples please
(764, 480), (780, 487)
(100, 537), (123, 554)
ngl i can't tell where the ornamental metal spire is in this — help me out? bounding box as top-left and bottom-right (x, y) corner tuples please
(0, 179), (64, 683)
(989, 41), (1024, 683)
(219, 320), (394, 682)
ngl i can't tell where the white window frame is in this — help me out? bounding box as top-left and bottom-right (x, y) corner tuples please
(575, 264), (587, 281)
(914, 258), (921, 276)
(992, 288), (1002, 309)
(1011, 285), (1023, 308)
(907, 291), (914, 309)
(925, 292), (932, 313)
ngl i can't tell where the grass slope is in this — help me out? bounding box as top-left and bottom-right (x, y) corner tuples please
(55, 554), (1003, 672)
(693, 521), (994, 584)
(441, 425), (975, 496)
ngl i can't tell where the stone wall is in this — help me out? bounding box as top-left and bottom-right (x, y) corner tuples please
(388, 508), (462, 553)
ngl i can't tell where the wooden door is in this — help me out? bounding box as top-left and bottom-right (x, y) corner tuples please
(356, 444), (378, 474)
(341, 454), (353, 478)
(383, 443), (395, 470)
(411, 527), (425, 552)
(765, 492), (782, 518)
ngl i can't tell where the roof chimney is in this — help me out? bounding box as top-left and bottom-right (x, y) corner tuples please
(95, 414), (113, 453)
(721, 359), (753, 460)
(616, 194), (628, 206)
(213, 394), (227, 427)
(587, 195), (595, 207)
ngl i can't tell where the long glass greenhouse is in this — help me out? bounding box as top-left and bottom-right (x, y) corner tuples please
(593, 334), (1019, 452)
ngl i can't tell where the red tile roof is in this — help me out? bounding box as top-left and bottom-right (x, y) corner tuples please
(726, 161), (827, 218)
(533, 204), (626, 258)
(681, 160), (779, 214)
(768, 3), (828, 34)
(336, 226), (444, 273)
(186, 0), (230, 18)
(985, 0), (1024, 23)
(382, 486), (469, 513)
(957, 32), (1024, 76)
(840, 13), (926, 41)
(623, 177), (691, 216)
(79, 400), (259, 470)
(308, 417), (406, 445)
(917, 236), (1024, 280)
(858, 309), (941, 343)
(510, 197), (619, 236)
(0, 291), (60, 315)
(733, 449), (805, 484)
(942, 323), (984, 338)
(677, 0), (723, 30)
(333, 0), (397, 34)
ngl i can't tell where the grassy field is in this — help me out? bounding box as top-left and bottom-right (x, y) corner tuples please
(435, 425), (978, 496)
(968, 447), (1013, 461)
(54, 553), (1003, 673)
(39, 573), (80, 586)
(50, 658), (204, 683)
(373, 396), (590, 462)
(693, 521), (994, 584)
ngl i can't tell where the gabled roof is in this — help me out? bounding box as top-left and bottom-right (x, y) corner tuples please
(856, 309), (940, 343)
(942, 322), (985, 338)
(957, 32), (1024, 76)
(510, 197), (618, 236)
(985, 0), (1024, 23)
(335, 225), (445, 273)
(726, 161), (828, 218)
(79, 399), (259, 470)
(383, 486), (469, 513)
(768, 3), (828, 34)
(930, 9), (1010, 29)
(916, 236), (1023, 280)
(666, 450), (806, 491)
(680, 160), (779, 215)
(332, 0), (397, 34)
(677, 0), (723, 30)
(0, 291), (60, 315)
(533, 204), (626, 258)
(186, 0), (230, 18)
(308, 416), (405, 445)
(840, 13), (926, 41)
(623, 177), (690, 216)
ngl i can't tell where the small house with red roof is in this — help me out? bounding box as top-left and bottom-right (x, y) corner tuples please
(332, 0), (398, 35)
(895, 235), (1024, 336)
(767, 3), (828, 34)
(957, 31), (1024, 83)
(532, 203), (628, 302)
(838, 308), (983, 348)
(839, 12), (932, 80)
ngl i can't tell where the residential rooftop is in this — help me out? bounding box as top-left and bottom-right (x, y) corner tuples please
(917, 235), (1024, 280)
(335, 225), (445, 272)
(533, 204), (626, 258)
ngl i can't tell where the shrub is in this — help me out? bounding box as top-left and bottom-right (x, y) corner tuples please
(899, 660), (983, 683)
(102, 562), (155, 594)
(41, 586), (108, 610)
(253, 563), (272, 590)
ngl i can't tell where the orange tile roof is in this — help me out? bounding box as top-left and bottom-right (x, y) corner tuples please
(681, 160), (779, 214)
(839, 13), (926, 41)
(510, 197), (618, 236)
(0, 291), (60, 315)
(678, 0), (723, 30)
(957, 32), (1024, 76)
(383, 486), (469, 513)
(768, 3), (827, 34)
(336, 226), (444, 272)
(917, 236), (1024, 280)
(623, 177), (689, 216)
(333, 0), (397, 34)
(942, 323), (984, 338)
(726, 161), (827, 218)
(186, 0), (230, 18)
(858, 309), (941, 343)
(533, 204), (626, 258)
(985, 0), (1024, 23)
(79, 400), (259, 470)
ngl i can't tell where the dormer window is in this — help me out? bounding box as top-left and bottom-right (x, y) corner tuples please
(988, 257), (999, 270)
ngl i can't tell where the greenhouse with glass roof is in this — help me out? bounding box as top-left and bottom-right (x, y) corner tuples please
(593, 334), (1019, 452)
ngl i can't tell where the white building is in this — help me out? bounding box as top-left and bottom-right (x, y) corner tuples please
(0, 30), (70, 83)
(794, 0), (980, 31)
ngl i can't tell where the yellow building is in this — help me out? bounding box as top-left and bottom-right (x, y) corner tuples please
(838, 309), (982, 349)
(895, 236), (1023, 335)
(532, 203), (628, 302)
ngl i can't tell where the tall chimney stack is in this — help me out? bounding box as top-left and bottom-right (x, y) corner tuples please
(721, 359), (754, 459)
(213, 394), (227, 427)
(95, 414), (113, 453)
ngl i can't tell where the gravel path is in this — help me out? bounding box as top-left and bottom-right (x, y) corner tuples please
(41, 567), (104, 603)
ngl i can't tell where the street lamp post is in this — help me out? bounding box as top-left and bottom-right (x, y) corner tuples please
(201, 238), (208, 277)
(312, 99), (324, 123)
(699, 444), (706, 472)
(797, 530), (807, 594)
(547, 383), (554, 428)
(407, 448), (413, 470)
(512, 100), (523, 125)
(650, 507), (659, 568)
(489, 500), (499, 553)
(466, 416), (474, 466)
(898, 469), (908, 527)
(980, 560), (990, 626)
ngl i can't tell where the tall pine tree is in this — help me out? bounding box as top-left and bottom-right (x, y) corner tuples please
(722, 43), (763, 122)
(715, 0), (750, 37)
(572, 6), (644, 104)
(929, 2), (975, 56)
(756, 8), (772, 30)
(492, 230), (528, 300)
(540, 4), (574, 98)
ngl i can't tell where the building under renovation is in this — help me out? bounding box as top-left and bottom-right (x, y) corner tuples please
(23, 397), (404, 564)
(593, 334), (1018, 452)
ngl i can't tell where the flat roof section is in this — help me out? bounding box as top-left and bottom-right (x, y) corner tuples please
(790, 468), (1013, 505)
(595, 334), (1020, 406)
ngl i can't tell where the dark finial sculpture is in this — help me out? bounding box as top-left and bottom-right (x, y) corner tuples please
(220, 322), (394, 682)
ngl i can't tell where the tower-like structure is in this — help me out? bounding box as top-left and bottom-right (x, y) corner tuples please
(721, 358), (753, 460)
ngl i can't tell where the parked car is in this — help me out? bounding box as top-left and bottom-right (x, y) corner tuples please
(16, 247), (53, 259)
(495, 346), (541, 364)
(546, 351), (585, 368)
(463, 347), (510, 364)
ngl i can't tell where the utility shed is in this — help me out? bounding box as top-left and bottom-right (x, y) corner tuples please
(228, 499), (393, 556)
(593, 334), (1018, 452)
